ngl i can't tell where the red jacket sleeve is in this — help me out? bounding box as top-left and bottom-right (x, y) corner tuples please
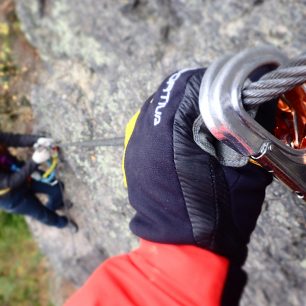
(64, 239), (229, 306)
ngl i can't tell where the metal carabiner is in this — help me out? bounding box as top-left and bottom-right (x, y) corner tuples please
(199, 45), (306, 201)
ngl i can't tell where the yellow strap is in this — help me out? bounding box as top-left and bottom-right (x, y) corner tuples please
(0, 188), (10, 196)
(249, 158), (263, 168)
(42, 155), (59, 179)
(122, 110), (141, 188)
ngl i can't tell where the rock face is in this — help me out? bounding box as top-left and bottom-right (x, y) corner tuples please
(14, 1), (306, 305)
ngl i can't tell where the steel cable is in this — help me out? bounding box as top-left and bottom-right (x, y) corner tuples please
(242, 53), (306, 106)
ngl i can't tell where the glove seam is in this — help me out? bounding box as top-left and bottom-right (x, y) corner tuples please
(209, 157), (218, 249)
(172, 70), (206, 245)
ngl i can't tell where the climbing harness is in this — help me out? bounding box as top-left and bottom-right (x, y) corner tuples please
(31, 146), (59, 185)
(199, 45), (306, 202)
(33, 143), (79, 235)
(0, 144), (60, 195)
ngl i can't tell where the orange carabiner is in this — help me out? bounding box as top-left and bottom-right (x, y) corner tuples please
(275, 84), (306, 149)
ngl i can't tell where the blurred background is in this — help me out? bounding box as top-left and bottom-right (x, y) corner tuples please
(0, 0), (306, 305)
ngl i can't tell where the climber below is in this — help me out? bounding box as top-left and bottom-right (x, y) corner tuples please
(0, 132), (78, 232)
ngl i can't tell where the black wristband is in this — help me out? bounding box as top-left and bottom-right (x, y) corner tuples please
(221, 264), (248, 306)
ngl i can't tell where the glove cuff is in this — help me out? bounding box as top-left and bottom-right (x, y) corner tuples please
(221, 264), (248, 306)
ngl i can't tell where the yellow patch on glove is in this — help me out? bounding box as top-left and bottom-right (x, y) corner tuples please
(122, 110), (140, 188)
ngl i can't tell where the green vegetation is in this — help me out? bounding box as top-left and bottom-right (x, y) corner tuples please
(0, 7), (19, 98)
(0, 212), (52, 306)
(0, 3), (53, 305)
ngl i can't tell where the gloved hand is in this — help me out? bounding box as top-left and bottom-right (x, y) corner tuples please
(34, 137), (54, 149)
(32, 147), (51, 164)
(122, 68), (273, 305)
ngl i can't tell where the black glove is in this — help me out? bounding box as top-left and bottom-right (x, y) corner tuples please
(123, 68), (272, 305)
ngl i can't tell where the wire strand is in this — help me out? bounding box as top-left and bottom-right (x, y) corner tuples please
(242, 53), (306, 106)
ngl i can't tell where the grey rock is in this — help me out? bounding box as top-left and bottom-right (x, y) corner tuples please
(14, 0), (306, 305)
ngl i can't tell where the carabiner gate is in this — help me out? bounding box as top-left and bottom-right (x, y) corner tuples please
(199, 46), (306, 202)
